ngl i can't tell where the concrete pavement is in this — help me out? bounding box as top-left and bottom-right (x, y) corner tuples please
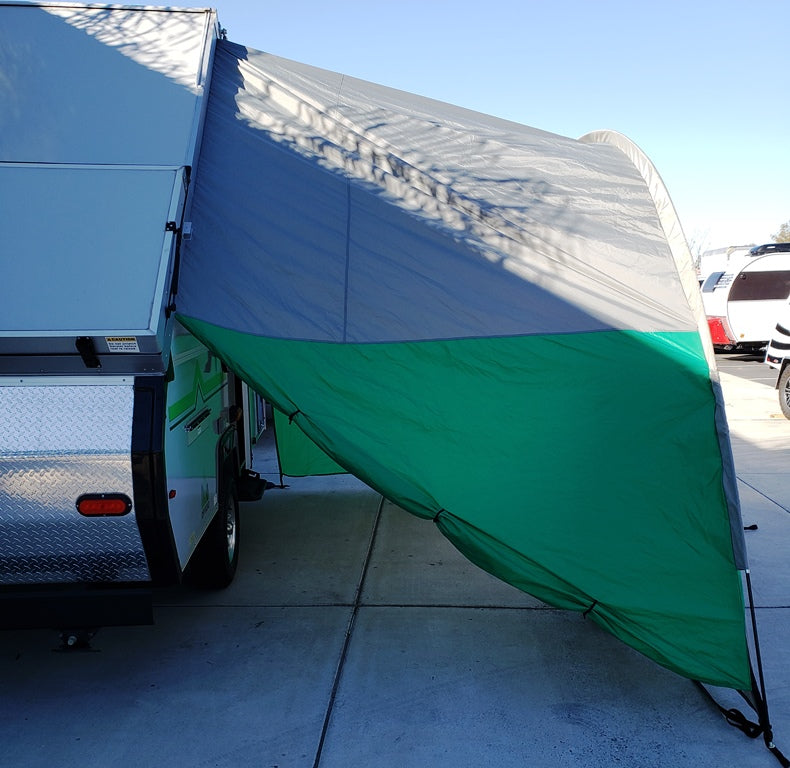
(0, 369), (788, 767)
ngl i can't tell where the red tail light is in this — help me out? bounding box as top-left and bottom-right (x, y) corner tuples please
(76, 494), (132, 517)
(707, 316), (735, 346)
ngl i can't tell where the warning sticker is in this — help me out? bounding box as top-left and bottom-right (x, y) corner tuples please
(106, 336), (140, 353)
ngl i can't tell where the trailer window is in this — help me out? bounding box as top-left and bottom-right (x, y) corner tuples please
(728, 271), (790, 301)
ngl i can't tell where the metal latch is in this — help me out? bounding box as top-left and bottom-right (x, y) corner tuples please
(75, 337), (101, 369)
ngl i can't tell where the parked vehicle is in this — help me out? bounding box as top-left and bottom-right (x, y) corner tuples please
(702, 243), (790, 350)
(696, 245), (753, 286)
(765, 296), (790, 419)
(0, 4), (264, 633)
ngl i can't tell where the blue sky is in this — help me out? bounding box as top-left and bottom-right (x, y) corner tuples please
(185, 0), (789, 253)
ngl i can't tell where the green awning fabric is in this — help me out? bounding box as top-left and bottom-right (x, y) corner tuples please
(177, 41), (751, 690)
(272, 407), (345, 477)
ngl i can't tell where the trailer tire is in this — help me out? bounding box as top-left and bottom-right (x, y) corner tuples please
(188, 477), (240, 589)
(779, 366), (790, 421)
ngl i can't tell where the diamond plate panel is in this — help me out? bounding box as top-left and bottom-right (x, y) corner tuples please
(0, 383), (150, 584)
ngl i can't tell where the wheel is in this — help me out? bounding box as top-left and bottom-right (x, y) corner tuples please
(779, 367), (790, 420)
(187, 477), (240, 589)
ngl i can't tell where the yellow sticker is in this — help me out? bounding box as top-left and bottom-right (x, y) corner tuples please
(105, 336), (140, 353)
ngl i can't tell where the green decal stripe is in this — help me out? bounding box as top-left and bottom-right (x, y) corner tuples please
(167, 359), (225, 424)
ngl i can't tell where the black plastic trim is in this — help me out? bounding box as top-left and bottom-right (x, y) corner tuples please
(131, 376), (182, 585)
(0, 584), (152, 630)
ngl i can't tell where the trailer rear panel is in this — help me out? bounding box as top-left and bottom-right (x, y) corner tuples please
(0, 379), (147, 585)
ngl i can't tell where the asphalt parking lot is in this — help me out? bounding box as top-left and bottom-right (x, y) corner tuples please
(1, 351), (789, 768)
(717, 348), (778, 388)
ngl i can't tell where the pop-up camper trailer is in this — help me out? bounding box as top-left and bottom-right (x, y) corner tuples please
(0, 4), (265, 632)
(1, 2), (786, 760)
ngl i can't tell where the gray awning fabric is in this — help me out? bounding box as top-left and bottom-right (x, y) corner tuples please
(179, 41), (697, 344)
